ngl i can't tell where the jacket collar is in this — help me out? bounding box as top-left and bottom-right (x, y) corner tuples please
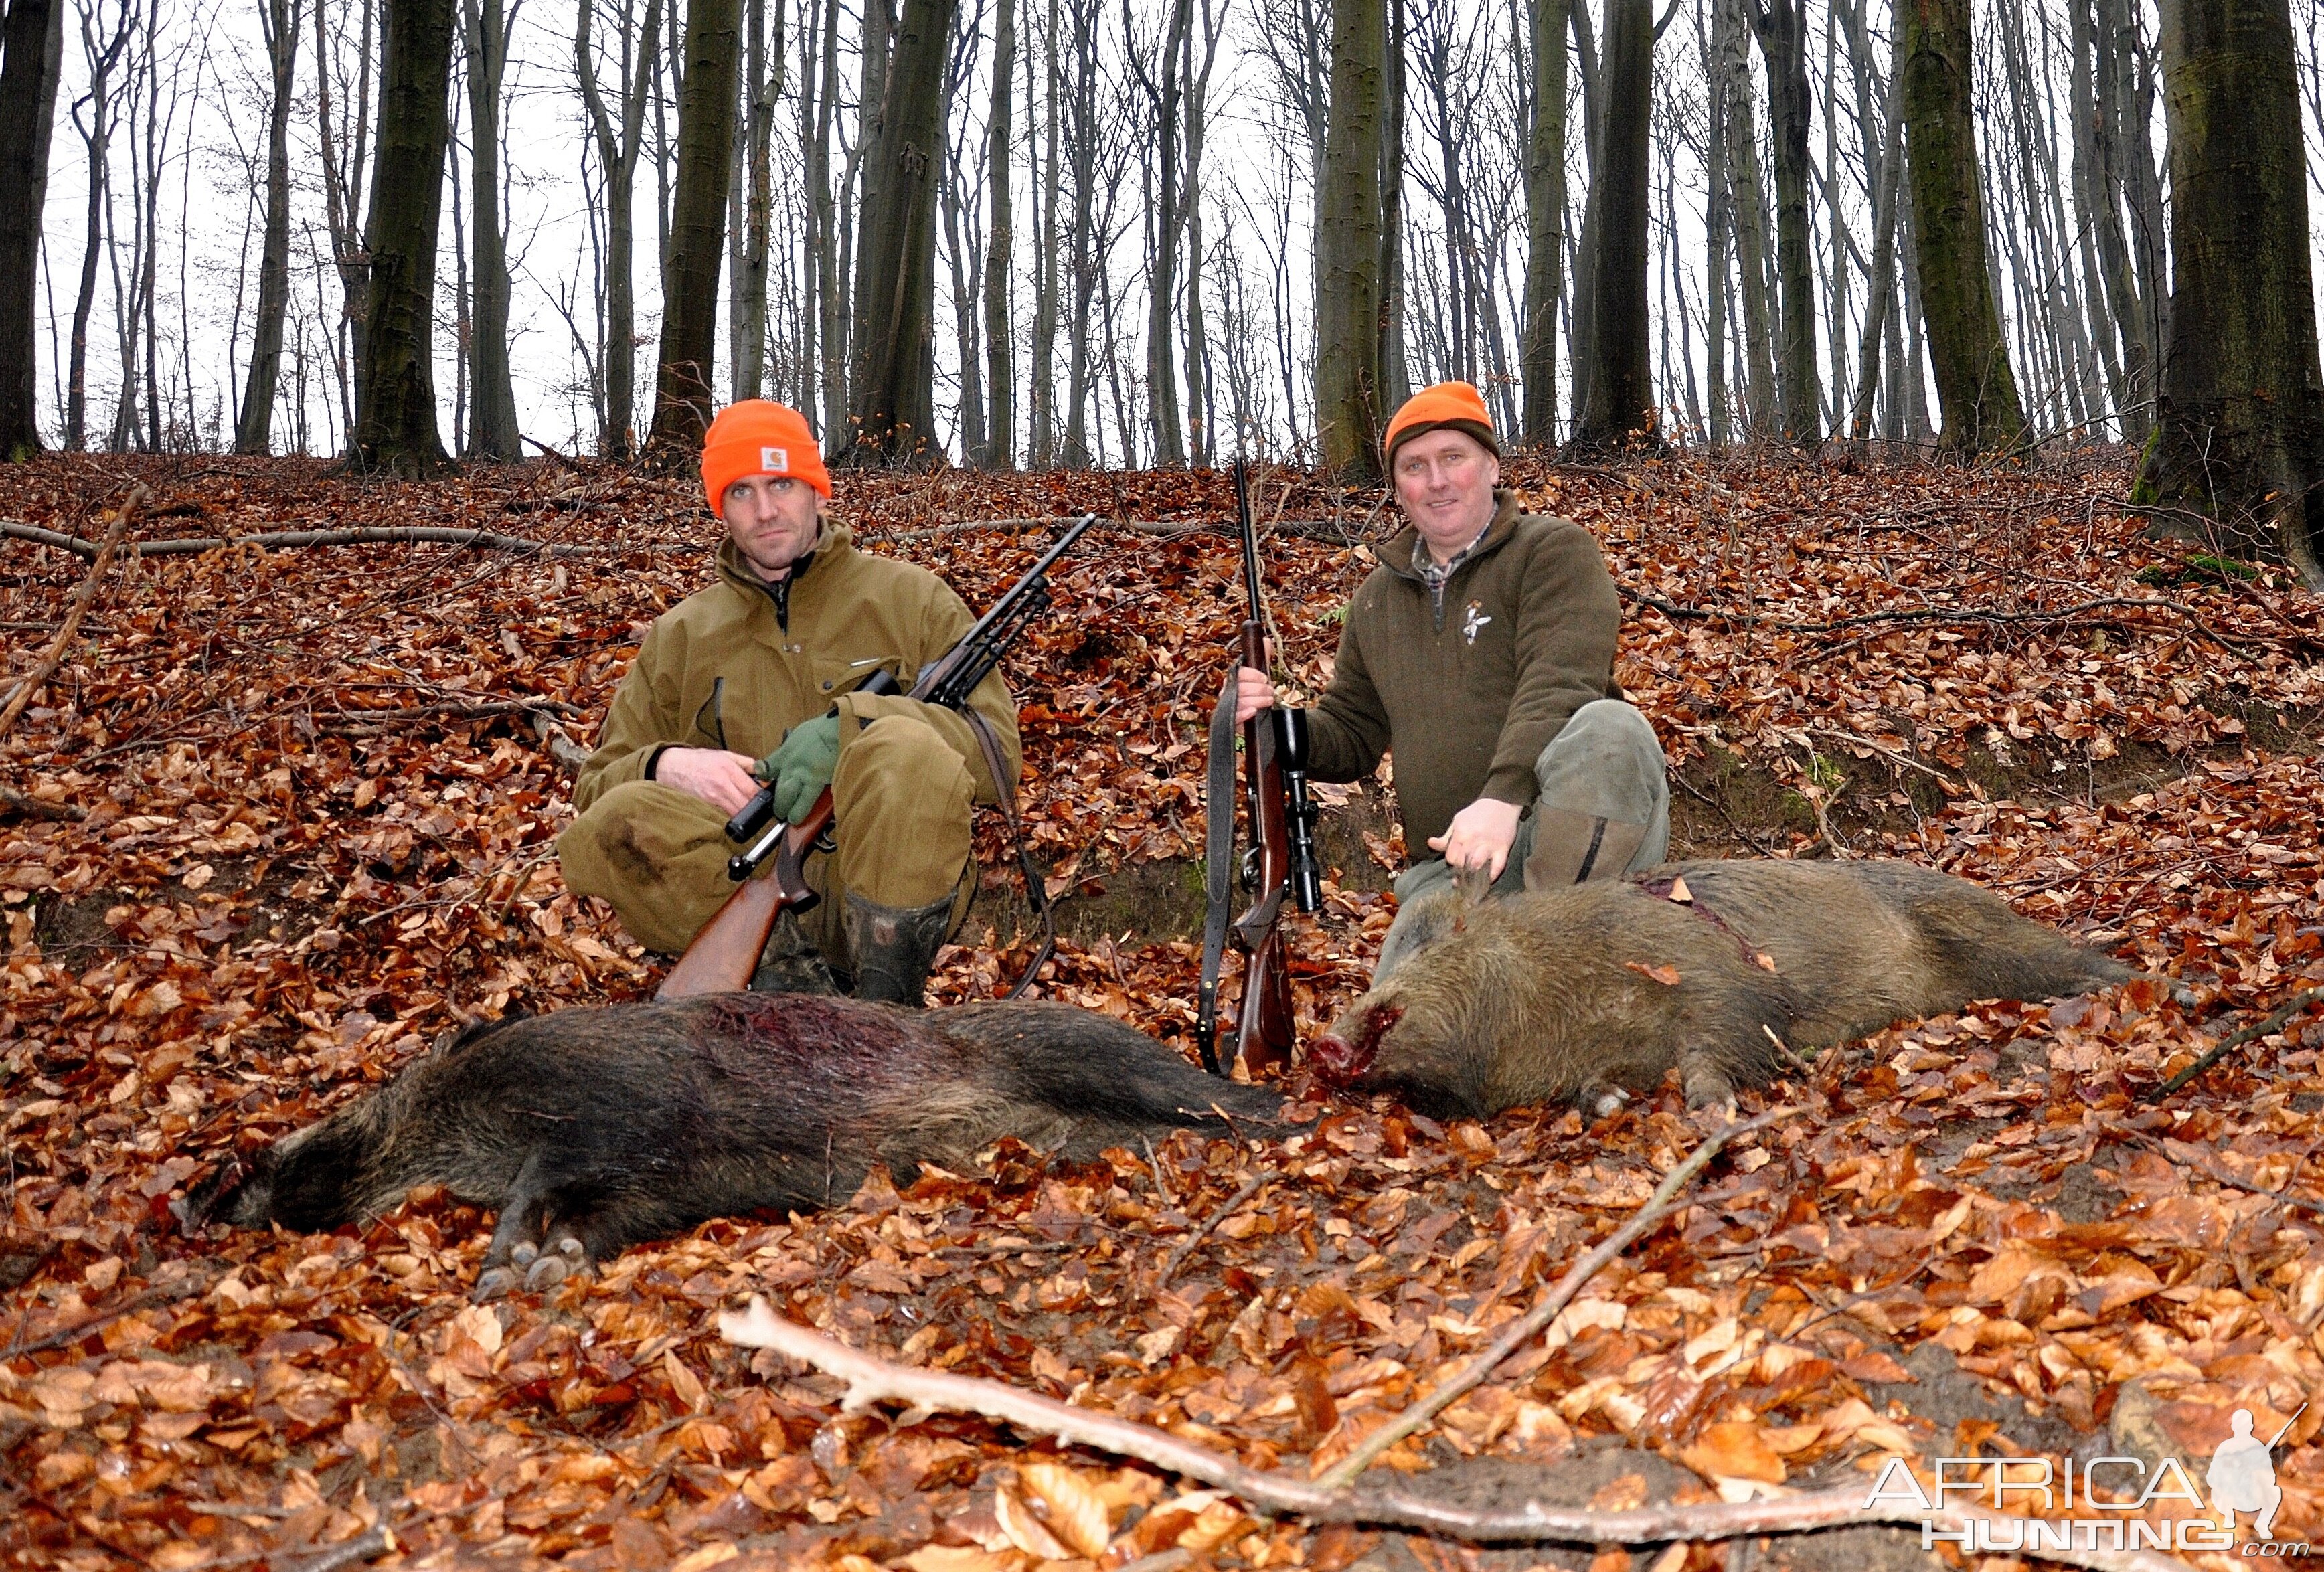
(716, 521), (852, 600)
(1378, 489), (1521, 584)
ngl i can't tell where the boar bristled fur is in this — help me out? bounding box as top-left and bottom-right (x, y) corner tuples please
(1313, 858), (2138, 1119)
(183, 994), (1284, 1298)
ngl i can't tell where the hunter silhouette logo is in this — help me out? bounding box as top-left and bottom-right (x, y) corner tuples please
(2210, 1408), (2288, 1540)
(1462, 600), (1491, 644)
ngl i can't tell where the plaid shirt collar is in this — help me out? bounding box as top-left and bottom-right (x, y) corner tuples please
(1412, 520), (1495, 614)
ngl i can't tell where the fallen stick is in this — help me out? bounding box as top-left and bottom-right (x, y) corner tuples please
(1316, 1109), (1781, 1487)
(531, 710), (592, 772)
(0, 491), (141, 743)
(0, 787), (85, 821)
(718, 1301), (2185, 1572)
(2149, 985), (2324, 1100)
(1, 519), (705, 558)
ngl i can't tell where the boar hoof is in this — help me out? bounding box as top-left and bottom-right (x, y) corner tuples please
(524, 1235), (588, 1291)
(1587, 1085), (1629, 1120)
(510, 1241), (539, 1268)
(1681, 1061), (1738, 1109)
(473, 1265), (522, 1303)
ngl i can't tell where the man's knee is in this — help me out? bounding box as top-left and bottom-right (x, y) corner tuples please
(1534, 701), (1667, 820)
(831, 715), (977, 909)
(556, 781), (735, 953)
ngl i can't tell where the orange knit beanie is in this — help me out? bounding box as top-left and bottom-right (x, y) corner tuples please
(701, 400), (832, 511)
(1382, 381), (1500, 467)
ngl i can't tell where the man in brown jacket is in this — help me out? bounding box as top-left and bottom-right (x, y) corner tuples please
(1236, 381), (1667, 978)
(558, 400), (1019, 1003)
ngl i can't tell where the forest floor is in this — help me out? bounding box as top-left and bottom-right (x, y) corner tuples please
(3, 448), (2323, 1572)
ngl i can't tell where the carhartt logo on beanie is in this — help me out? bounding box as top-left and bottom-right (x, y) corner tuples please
(1382, 381), (1501, 468)
(701, 400), (831, 510)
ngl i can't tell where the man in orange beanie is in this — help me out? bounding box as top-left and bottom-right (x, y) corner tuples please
(558, 400), (1019, 1003)
(1236, 381), (1668, 978)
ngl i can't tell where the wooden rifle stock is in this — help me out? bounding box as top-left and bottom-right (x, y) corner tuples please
(1232, 617), (1297, 1076)
(655, 792), (832, 999)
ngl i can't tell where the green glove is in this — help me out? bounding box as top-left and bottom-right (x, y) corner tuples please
(756, 715), (843, 822)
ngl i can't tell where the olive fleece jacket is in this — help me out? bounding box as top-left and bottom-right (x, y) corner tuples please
(1304, 489), (1621, 854)
(572, 525), (1021, 815)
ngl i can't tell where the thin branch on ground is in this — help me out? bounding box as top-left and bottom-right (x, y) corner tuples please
(0, 491), (143, 743)
(1, 520), (703, 558)
(2150, 986), (2324, 1100)
(719, 1298), (2183, 1572)
(1155, 1172), (1270, 1288)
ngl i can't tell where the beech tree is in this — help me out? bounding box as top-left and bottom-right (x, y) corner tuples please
(350, 0), (456, 475)
(1570, 0), (1654, 451)
(0, 0), (64, 458)
(645, 0), (741, 453)
(235, 0), (302, 454)
(2135, 0), (2324, 586)
(459, 0), (521, 459)
(1900, 0), (2023, 452)
(1313, 0), (1386, 477)
(845, 0), (955, 464)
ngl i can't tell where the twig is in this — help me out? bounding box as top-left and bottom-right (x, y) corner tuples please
(0, 787), (85, 821)
(0, 491), (141, 742)
(1316, 1109), (1782, 1488)
(1156, 1172), (1270, 1288)
(718, 1300), (2183, 1572)
(2129, 1134), (2324, 1219)
(531, 709), (592, 772)
(3, 1275), (207, 1357)
(1620, 584), (2307, 653)
(0, 519), (703, 558)
(2149, 986), (2324, 1100)
(282, 1526), (394, 1572)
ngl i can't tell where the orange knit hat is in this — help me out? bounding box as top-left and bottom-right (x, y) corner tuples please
(701, 400), (832, 511)
(1382, 381), (1500, 467)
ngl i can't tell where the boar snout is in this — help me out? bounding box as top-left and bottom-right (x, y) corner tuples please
(1312, 1002), (1402, 1087)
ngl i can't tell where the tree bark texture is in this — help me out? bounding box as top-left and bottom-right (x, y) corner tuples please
(0, 0), (63, 457)
(1750, 0), (1819, 443)
(981, 0), (1013, 466)
(351, 0), (456, 475)
(1901, 0), (2026, 453)
(461, 0), (521, 458)
(2135, 0), (2324, 585)
(236, 0), (301, 453)
(845, 0), (954, 464)
(647, 0), (742, 453)
(1570, 0), (1653, 452)
(576, 0), (661, 458)
(1519, 0), (1568, 448)
(732, 0), (778, 403)
(1314, 0), (1385, 478)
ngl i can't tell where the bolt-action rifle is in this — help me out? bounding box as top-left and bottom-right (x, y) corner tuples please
(1195, 461), (1322, 1076)
(657, 513), (1098, 1000)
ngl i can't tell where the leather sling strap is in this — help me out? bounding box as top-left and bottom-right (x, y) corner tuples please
(963, 705), (1055, 1000)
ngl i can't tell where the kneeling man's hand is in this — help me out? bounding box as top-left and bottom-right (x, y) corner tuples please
(757, 715), (843, 821)
(657, 747), (763, 815)
(1428, 798), (1523, 881)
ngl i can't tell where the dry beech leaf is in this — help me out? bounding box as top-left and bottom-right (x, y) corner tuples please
(904, 1548), (1025, 1572)
(1680, 1421), (1786, 1485)
(1018, 1462), (1114, 1559)
(1624, 960), (1682, 986)
(992, 1483), (1073, 1561)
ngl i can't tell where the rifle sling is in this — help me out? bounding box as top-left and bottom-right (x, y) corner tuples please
(962, 705), (1055, 1001)
(1198, 671), (1239, 1044)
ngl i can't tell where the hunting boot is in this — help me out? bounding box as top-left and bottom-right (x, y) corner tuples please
(750, 911), (839, 995)
(842, 891), (954, 1007)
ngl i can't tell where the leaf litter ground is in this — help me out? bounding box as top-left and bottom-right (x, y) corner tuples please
(3, 450), (2322, 1572)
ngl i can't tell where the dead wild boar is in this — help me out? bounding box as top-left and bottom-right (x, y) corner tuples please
(1312, 857), (2137, 1119)
(181, 992), (1283, 1298)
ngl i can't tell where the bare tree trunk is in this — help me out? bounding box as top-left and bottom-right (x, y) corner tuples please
(351, 0), (455, 474)
(1846, 10), (1902, 440)
(1315, 0), (1385, 476)
(460, 0), (520, 458)
(981, 0), (1013, 465)
(1519, 0), (1567, 447)
(844, 0), (953, 463)
(645, 0), (740, 452)
(1713, 0), (1774, 436)
(2135, 0), (2324, 584)
(66, 0), (131, 453)
(1059, 0), (1096, 467)
(1179, 0), (1220, 465)
(1570, 0), (1653, 452)
(236, 0), (301, 452)
(0, 0), (62, 457)
(809, 0), (841, 442)
(1139, 0), (1189, 464)
(731, 0), (778, 402)
(576, 0), (661, 456)
(1028, 0), (1058, 465)
(317, 0), (378, 431)
(1749, 0), (1818, 443)
(938, 9), (982, 459)
(1900, 0), (2024, 453)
